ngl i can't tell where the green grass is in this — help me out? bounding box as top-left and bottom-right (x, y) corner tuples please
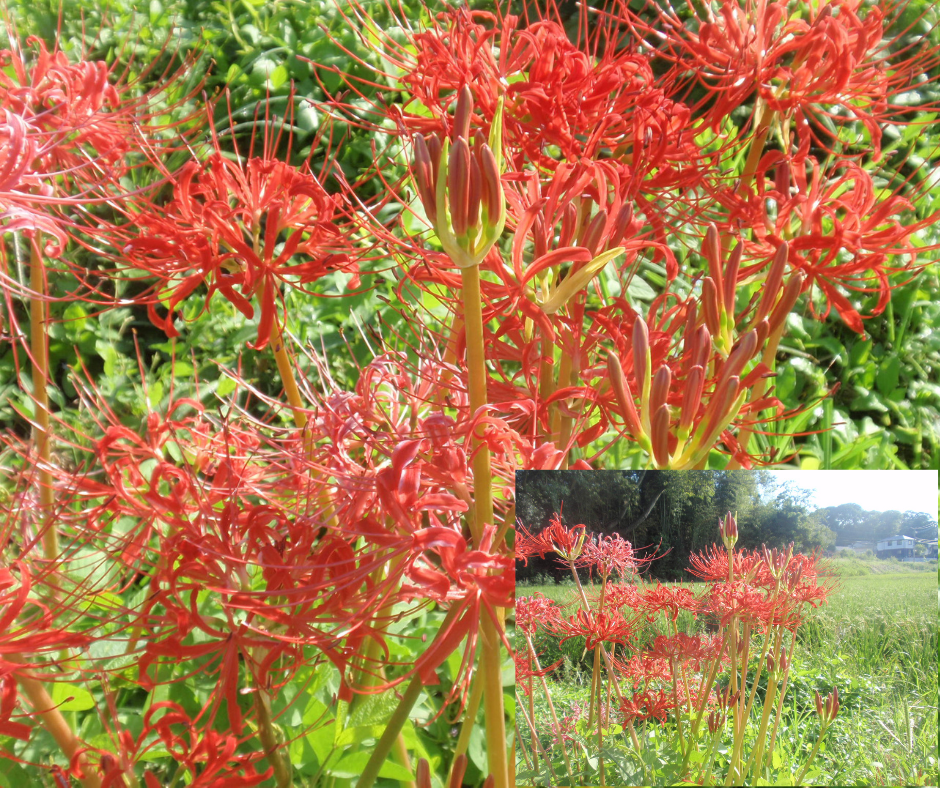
(517, 572), (939, 786)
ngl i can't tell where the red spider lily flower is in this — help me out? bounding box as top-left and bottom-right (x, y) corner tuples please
(556, 608), (636, 651)
(615, 0), (940, 158)
(400, 525), (513, 699)
(140, 703), (272, 787)
(514, 649), (563, 696)
(598, 583), (644, 613)
(114, 102), (359, 348)
(687, 545), (765, 583)
(618, 688), (674, 725)
(700, 580), (773, 629)
(515, 594), (563, 636)
(647, 633), (711, 665)
(352, 4), (701, 175)
(574, 533), (640, 579)
(0, 563), (91, 670)
(537, 511), (588, 561)
(638, 583), (699, 623)
(614, 653), (673, 684)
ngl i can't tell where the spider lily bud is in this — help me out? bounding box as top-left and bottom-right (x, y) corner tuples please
(757, 242), (790, 324)
(652, 404), (671, 467)
(702, 277), (721, 335)
(412, 134), (438, 224)
(708, 710), (725, 734)
(431, 94), (507, 268)
(723, 241), (743, 316)
(632, 316), (652, 408)
(607, 351), (646, 445)
(720, 511), (738, 548)
(824, 686), (840, 722)
(678, 364), (705, 438)
(769, 270), (806, 334)
(417, 759), (431, 788)
(704, 223), (724, 299)
(449, 755), (468, 788)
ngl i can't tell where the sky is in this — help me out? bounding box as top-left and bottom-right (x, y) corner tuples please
(768, 470), (937, 518)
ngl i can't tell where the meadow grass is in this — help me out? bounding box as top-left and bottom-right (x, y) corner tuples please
(517, 572), (939, 785)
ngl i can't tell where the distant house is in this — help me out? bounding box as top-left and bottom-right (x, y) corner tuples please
(922, 540), (938, 560)
(876, 535), (916, 559)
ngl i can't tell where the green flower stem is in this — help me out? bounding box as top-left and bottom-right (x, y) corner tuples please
(448, 666), (483, 786)
(254, 685), (293, 788)
(15, 665), (101, 788)
(517, 692), (559, 785)
(356, 676), (424, 788)
(726, 312), (787, 468)
(794, 720), (830, 785)
(761, 630), (799, 773)
(460, 261), (509, 788)
(744, 672), (779, 782)
(27, 239), (58, 570)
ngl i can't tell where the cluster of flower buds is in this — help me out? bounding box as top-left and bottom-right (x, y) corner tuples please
(815, 686), (841, 726)
(720, 511), (739, 549)
(411, 85), (506, 268)
(707, 709), (726, 734)
(761, 543), (795, 581)
(765, 651), (789, 682)
(606, 316), (764, 469)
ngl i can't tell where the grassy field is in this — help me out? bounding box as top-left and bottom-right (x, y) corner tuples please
(516, 572), (938, 786)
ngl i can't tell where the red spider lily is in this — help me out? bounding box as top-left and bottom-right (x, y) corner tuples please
(0, 562), (91, 669)
(514, 649), (563, 696)
(699, 580), (774, 629)
(0, 34), (199, 178)
(647, 633), (711, 665)
(574, 533), (640, 579)
(113, 101), (360, 348)
(345, 3), (703, 176)
(401, 525), (513, 695)
(618, 688), (674, 725)
(556, 608), (636, 651)
(530, 511), (587, 561)
(515, 594), (562, 635)
(615, 0), (940, 157)
(687, 544), (764, 583)
(638, 583), (699, 623)
(140, 703), (272, 787)
(614, 653), (673, 684)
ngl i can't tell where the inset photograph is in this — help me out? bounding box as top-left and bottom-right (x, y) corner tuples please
(514, 469), (938, 787)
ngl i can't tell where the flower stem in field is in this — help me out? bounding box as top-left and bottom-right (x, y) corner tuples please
(254, 684), (293, 788)
(356, 675), (424, 788)
(524, 633), (575, 783)
(461, 261), (509, 788)
(449, 673), (484, 786)
(15, 665), (101, 788)
(27, 238), (58, 569)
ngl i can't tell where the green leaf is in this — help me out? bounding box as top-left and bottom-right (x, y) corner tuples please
(331, 751), (415, 781)
(875, 356), (900, 395)
(50, 681), (96, 711)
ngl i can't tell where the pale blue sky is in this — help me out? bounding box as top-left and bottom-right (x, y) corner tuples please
(769, 470), (937, 518)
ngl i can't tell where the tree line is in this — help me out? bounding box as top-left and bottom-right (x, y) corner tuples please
(515, 470), (937, 582)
